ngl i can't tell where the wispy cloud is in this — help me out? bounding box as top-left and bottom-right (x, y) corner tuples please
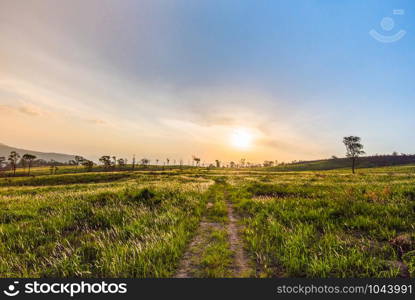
(0, 103), (44, 117)
(85, 119), (107, 125)
(18, 104), (42, 116)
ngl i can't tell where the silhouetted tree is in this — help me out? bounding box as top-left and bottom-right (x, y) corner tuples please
(117, 158), (126, 168)
(343, 136), (365, 174)
(99, 156), (112, 169)
(8, 151), (20, 175)
(141, 158), (150, 167)
(229, 161), (236, 168)
(22, 154), (36, 175)
(215, 160), (221, 168)
(82, 160), (94, 172)
(132, 155), (136, 170)
(166, 158), (170, 166)
(263, 160), (274, 167)
(192, 156), (201, 167)
(74, 156), (84, 168)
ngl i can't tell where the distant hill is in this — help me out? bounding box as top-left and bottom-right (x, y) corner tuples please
(0, 143), (77, 163)
(267, 155), (415, 172)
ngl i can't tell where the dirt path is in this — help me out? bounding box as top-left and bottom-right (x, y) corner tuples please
(175, 221), (222, 278)
(175, 186), (252, 278)
(226, 200), (251, 277)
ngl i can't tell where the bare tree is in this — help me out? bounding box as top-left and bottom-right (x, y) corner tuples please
(22, 154), (36, 175)
(132, 155), (136, 170)
(343, 136), (365, 174)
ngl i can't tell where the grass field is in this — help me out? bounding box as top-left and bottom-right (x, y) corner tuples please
(1, 165), (414, 278)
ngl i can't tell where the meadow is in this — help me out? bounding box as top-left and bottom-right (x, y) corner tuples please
(0, 165), (414, 278)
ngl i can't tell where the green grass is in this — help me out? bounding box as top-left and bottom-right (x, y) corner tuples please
(197, 228), (233, 278)
(0, 166), (414, 277)
(230, 173), (415, 277)
(0, 173), (210, 277)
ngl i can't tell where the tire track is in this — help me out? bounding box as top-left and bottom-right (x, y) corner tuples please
(175, 183), (252, 278)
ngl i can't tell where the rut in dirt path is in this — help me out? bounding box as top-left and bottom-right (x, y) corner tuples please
(175, 187), (252, 278)
(175, 221), (222, 278)
(225, 199), (251, 277)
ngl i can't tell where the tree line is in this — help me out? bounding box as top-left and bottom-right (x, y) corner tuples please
(1, 136), (409, 176)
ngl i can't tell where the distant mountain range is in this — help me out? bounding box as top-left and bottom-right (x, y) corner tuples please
(0, 143), (77, 163)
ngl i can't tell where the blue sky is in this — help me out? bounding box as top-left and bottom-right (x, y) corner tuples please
(0, 0), (414, 162)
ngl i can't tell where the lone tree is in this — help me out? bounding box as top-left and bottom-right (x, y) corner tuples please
(22, 154), (36, 175)
(343, 136), (365, 174)
(8, 151), (20, 175)
(192, 156), (201, 167)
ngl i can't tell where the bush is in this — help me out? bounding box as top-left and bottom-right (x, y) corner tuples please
(125, 188), (161, 208)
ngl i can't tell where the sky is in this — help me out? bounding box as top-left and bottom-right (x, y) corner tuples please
(1, 0), (414, 163)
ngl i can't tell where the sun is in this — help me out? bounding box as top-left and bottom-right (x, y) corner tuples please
(230, 128), (253, 150)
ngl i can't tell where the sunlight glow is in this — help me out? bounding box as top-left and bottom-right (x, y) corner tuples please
(230, 129), (253, 150)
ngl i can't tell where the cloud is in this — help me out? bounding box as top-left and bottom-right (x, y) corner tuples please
(258, 137), (299, 152)
(0, 104), (44, 116)
(18, 105), (42, 116)
(85, 119), (107, 125)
